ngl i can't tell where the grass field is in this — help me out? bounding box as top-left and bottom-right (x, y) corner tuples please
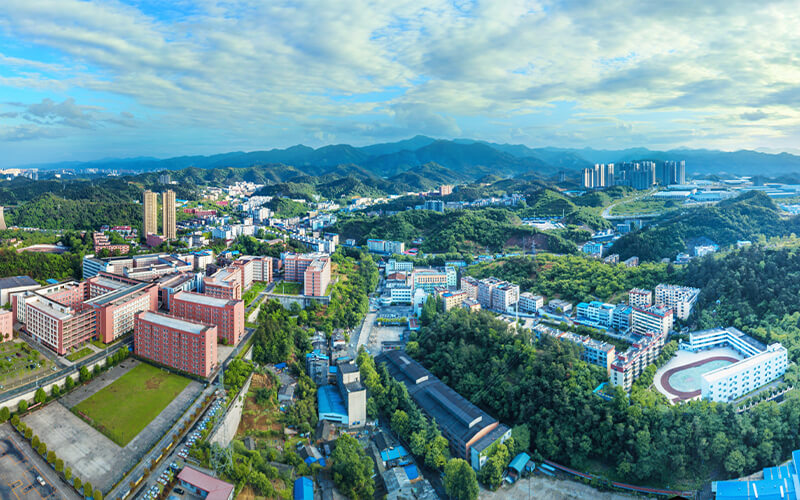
(73, 363), (190, 446)
(66, 346), (94, 361)
(273, 281), (303, 295)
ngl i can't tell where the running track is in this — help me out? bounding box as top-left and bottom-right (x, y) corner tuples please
(659, 356), (739, 400)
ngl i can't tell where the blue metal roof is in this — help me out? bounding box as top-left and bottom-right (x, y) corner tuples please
(403, 464), (419, 480)
(294, 477), (313, 500)
(317, 386), (347, 422)
(380, 446), (408, 462)
(509, 453), (531, 474)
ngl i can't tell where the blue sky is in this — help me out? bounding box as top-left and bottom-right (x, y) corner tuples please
(1, 0), (799, 167)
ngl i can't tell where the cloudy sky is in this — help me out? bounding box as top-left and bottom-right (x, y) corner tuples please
(1, 0), (799, 167)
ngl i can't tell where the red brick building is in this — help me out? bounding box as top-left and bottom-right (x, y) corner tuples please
(203, 267), (242, 300)
(134, 311), (217, 378)
(171, 291), (244, 346)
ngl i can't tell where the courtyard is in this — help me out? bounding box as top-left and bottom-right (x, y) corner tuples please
(654, 347), (743, 403)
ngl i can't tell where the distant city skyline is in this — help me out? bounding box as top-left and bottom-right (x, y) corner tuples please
(1, 1), (799, 167)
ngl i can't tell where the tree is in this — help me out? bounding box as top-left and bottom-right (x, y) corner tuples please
(0, 406), (9, 422)
(31, 435), (39, 448)
(55, 458), (64, 473)
(51, 384), (61, 397)
(65, 467), (72, 481)
(37, 442), (46, 455)
(409, 431), (427, 457)
(84, 481), (93, 497)
(65, 376), (75, 390)
(73, 477), (81, 491)
(79, 366), (90, 382)
(390, 410), (410, 439)
(511, 425), (530, 455)
(330, 434), (375, 500)
(94, 488), (103, 500)
(18, 399), (28, 412)
(47, 450), (56, 464)
(444, 458), (479, 500)
(34, 388), (47, 404)
(725, 450), (746, 477)
(24, 427), (32, 439)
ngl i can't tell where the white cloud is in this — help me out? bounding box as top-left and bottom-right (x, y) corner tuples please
(0, 0), (799, 152)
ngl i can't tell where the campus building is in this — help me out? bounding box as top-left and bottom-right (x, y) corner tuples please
(82, 253), (193, 280)
(518, 292), (544, 313)
(376, 350), (511, 471)
(234, 255), (272, 284)
(535, 325), (616, 374)
(680, 327), (789, 402)
(632, 305), (674, 337)
(203, 267), (242, 300)
(610, 330), (667, 390)
(303, 256), (331, 297)
(12, 274), (158, 355)
(367, 239), (405, 255)
(0, 310), (12, 341)
(134, 311), (218, 378)
(0, 276), (41, 306)
(475, 277), (519, 311)
(411, 268), (450, 294)
(460, 276), (479, 300)
(654, 284), (700, 321)
(171, 291), (244, 346)
(628, 288), (652, 308)
(441, 291), (468, 311)
(576, 301), (616, 328)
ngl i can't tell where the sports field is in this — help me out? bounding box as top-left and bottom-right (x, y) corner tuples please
(73, 363), (190, 446)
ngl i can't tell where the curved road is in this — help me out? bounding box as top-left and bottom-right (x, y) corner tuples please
(601, 188), (658, 219)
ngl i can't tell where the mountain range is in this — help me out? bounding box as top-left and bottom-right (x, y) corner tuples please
(17, 136), (800, 178)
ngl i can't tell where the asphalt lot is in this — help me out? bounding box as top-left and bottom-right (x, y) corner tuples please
(0, 423), (79, 500)
(24, 362), (204, 493)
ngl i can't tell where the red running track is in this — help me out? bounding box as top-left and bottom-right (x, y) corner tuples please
(659, 356), (739, 400)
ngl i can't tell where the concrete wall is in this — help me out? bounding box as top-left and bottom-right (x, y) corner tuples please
(0, 356), (109, 411)
(208, 372), (253, 448)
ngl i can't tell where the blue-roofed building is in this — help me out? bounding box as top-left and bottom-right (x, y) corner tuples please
(715, 449), (800, 500)
(45, 279), (58, 285)
(294, 477), (314, 500)
(317, 385), (348, 424)
(380, 446), (408, 462)
(306, 349), (330, 386)
(507, 452), (531, 483)
(403, 464), (419, 481)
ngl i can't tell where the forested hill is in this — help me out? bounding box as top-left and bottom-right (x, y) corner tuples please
(609, 191), (800, 261)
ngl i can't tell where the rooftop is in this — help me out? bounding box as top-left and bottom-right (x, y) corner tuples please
(177, 467), (235, 500)
(138, 311), (212, 335)
(174, 291), (233, 308)
(703, 344), (788, 384)
(0, 275), (39, 290)
(86, 282), (151, 307)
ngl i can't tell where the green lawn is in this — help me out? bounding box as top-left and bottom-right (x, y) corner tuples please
(243, 281), (268, 306)
(66, 347), (94, 362)
(273, 281), (303, 295)
(73, 363), (191, 446)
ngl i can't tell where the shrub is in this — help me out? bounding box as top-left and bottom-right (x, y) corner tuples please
(24, 427), (32, 439)
(0, 406), (9, 422)
(79, 366), (90, 382)
(34, 388), (47, 404)
(84, 481), (93, 497)
(18, 399), (28, 412)
(94, 488), (103, 500)
(10, 415), (19, 426)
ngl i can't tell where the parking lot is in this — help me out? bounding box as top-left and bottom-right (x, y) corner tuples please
(136, 397), (225, 500)
(0, 423), (78, 499)
(24, 361), (204, 493)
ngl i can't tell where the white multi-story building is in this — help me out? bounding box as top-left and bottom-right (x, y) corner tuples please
(628, 288), (652, 308)
(518, 292), (543, 313)
(388, 286), (412, 304)
(445, 266), (457, 288)
(386, 259), (413, 274)
(491, 283), (520, 313)
(654, 284), (700, 320)
(702, 344), (788, 402)
(610, 330), (667, 391)
(632, 305), (674, 336)
(576, 301), (616, 327)
(460, 276), (479, 300)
